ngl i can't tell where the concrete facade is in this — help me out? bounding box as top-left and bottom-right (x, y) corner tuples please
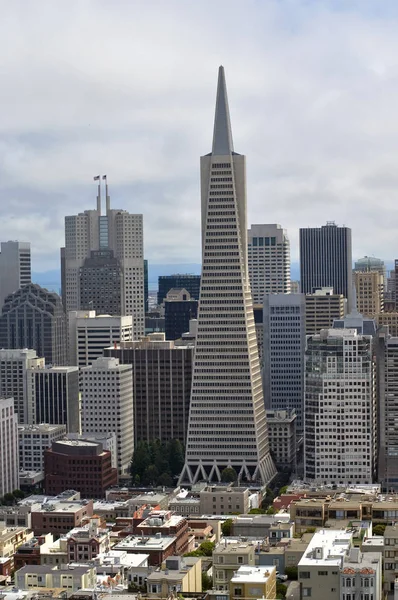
(0, 241), (31, 311)
(305, 287), (346, 335)
(0, 398), (19, 496)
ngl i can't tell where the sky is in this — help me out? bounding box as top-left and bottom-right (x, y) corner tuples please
(2, 0), (398, 272)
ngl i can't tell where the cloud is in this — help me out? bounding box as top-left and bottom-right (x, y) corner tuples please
(1, 0), (398, 270)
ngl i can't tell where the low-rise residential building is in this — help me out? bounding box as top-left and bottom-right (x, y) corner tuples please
(187, 520), (217, 546)
(230, 565), (277, 600)
(66, 518), (111, 562)
(169, 490), (201, 516)
(14, 533), (54, 569)
(384, 524), (398, 594)
(341, 548), (382, 600)
(213, 542), (256, 591)
(112, 534), (177, 566)
(0, 504), (33, 528)
(233, 513), (292, 540)
(31, 499), (93, 536)
(105, 489), (168, 509)
(15, 564), (96, 593)
(200, 486), (251, 515)
(40, 536), (68, 567)
(0, 524), (34, 568)
(147, 556), (202, 597)
(92, 550), (149, 589)
(138, 510), (193, 556)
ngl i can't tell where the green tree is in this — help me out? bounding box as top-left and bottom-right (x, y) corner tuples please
(373, 524), (386, 536)
(276, 582), (287, 599)
(285, 566), (298, 580)
(202, 573), (213, 591)
(249, 508), (265, 514)
(168, 439), (185, 476)
(12, 489), (25, 499)
(157, 472), (173, 487)
(130, 442), (151, 482)
(279, 485), (288, 495)
(266, 506), (276, 515)
(221, 467), (237, 483)
(198, 540), (215, 557)
(221, 518), (233, 536)
(142, 464), (159, 486)
(3, 493), (15, 505)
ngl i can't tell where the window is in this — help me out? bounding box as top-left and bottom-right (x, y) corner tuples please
(233, 588), (242, 596)
(300, 572), (310, 579)
(318, 571), (328, 576)
(303, 588), (312, 597)
(238, 556), (243, 564)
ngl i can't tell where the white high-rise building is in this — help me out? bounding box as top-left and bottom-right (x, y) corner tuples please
(0, 241), (31, 310)
(18, 423), (66, 475)
(68, 310), (133, 367)
(0, 397), (19, 496)
(62, 181), (144, 339)
(0, 349), (44, 424)
(304, 328), (376, 485)
(81, 357), (134, 476)
(179, 67), (276, 486)
(248, 224), (290, 303)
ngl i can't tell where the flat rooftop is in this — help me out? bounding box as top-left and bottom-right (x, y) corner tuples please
(231, 566), (276, 584)
(113, 534), (176, 551)
(299, 530), (352, 567)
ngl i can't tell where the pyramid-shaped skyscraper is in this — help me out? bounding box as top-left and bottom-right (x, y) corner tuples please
(179, 67), (276, 486)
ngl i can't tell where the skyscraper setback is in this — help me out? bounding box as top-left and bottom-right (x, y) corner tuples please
(179, 67), (276, 486)
(62, 179), (144, 339)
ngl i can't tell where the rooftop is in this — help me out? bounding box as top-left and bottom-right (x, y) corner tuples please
(299, 530), (352, 567)
(113, 534), (176, 552)
(230, 566), (276, 584)
(16, 564), (93, 575)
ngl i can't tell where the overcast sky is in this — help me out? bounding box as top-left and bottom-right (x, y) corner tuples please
(2, 0), (398, 272)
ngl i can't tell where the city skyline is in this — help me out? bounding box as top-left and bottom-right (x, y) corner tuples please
(3, 2), (398, 271)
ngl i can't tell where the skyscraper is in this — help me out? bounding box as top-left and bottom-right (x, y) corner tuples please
(62, 179), (144, 339)
(157, 274), (201, 306)
(300, 222), (353, 310)
(248, 224), (290, 303)
(0, 241), (31, 310)
(179, 67), (276, 486)
(0, 349), (44, 424)
(0, 284), (67, 366)
(79, 249), (123, 315)
(353, 270), (384, 317)
(263, 294), (306, 435)
(0, 397), (19, 496)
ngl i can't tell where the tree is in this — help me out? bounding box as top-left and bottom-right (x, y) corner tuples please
(3, 493), (15, 506)
(284, 566), (298, 580)
(12, 489), (25, 499)
(373, 524), (386, 536)
(276, 582), (287, 599)
(266, 506), (276, 515)
(279, 485), (288, 495)
(130, 442), (151, 482)
(198, 541), (215, 557)
(202, 573), (213, 591)
(221, 467), (237, 483)
(249, 508), (265, 514)
(142, 464), (159, 486)
(168, 439), (185, 476)
(157, 472), (173, 487)
(221, 518), (233, 536)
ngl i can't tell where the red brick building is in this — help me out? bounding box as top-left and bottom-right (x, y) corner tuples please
(44, 440), (118, 498)
(31, 500), (94, 536)
(138, 510), (193, 555)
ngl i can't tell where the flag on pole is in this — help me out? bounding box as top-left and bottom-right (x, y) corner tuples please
(102, 175), (107, 180)
(93, 175), (100, 181)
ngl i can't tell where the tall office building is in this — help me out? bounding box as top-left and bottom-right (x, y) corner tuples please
(0, 397), (19, 496)
(81, 357), (134, 475)
(263, 294), (306, 435)
(0, 241), (31, 310)
(105, 334), (194, 445)
(353, 270), (384, 317)
(164, 288), (198, 341)
(248, 224), (290, 303)
(300, 222), (353, 310)
(304, 328), (376, 485)
(377, 331), (398, 490)
(157, 274), (201, 306)
(18, 423), (66, 476)
(179, 67), (276, 485)
(0, 284), (67, 366)
(305, 287), (345, 335)
(0, 349), (44, 424)
(354, 256), (386, 289)
(68, 310), (133, 367)
(79, 249), (123, 315)
(27, 366), (80, 433)
(62, 180), (144, 339)
(144, 259), (149, 313)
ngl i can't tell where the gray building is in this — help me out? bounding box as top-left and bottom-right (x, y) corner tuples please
(263, 294), (306, 435)
(0, 284), (67, 366)
(0, 349), (44, 424)
(0, 241), (31, 310)
(79, 249), (123, 315)
(266, 409), (297, 472)
(105, 333), (193, 445)
(300, 222), (353, 310)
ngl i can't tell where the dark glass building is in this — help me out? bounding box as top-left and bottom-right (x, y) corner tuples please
(32, 366), (80, 433)
(299, 222), (352, 310)
(0, 284), (67, 365)
(79, 249), (122, 315)
(157, 274), (200, 305)
(164, 290), (198, 341)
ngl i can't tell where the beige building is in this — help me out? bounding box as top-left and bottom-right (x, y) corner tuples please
(199, 486), (250, 515)
(147, 556), (202, 597)
(0, 397), (19, 496)
(213, 542), (255, 590)
(0, 524), (33, 567)
(354, 270), (384, 317)
(15, 564), (95, 593)
(230, 565), (276, 600)
(376, 311), (398, 336)
(305, 287), (345, 335)
(383, 524), (398, 594)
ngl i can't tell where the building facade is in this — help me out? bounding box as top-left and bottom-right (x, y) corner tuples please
(0, 349), (44, 424)
(300, 222), (353, 310)
(105, 335), (193, 445)
(376, 312), (398, 337)
(62, 183), (144, 339)
(353, 270), (384, 317)
(68, 310), (133, 367)
(266, 409), (297, 472)
(0, 398), (19, 496)
(0, 241), (31, 311)
(248, 224), (290, 303)
(164, 289), (198, 341)
(179, 67), (276, 485)
(0, 284), (67, 366)
(354, 256), (386, 286)
(79, 249), (123, 315)
(263, 294), (306, 435)
(304, 328), (376, 485)
(158, 275), (201, 306)
(81, 356), (134, 475)
(305, 287), (345, 335)
(18, 423), (66, 476)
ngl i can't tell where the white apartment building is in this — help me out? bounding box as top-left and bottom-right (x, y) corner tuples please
(62, 188), (144, 340)
(68, 310), (133, 366)
(304, 328), (376, 485)
(0, 397), (19, 496)
(0, 349), (44, 424)
(0, 241), (31, 310)
(248, 224), (290, 304)
(18, 423), (66, 475)
(298, 530), (382, 600)
(81, 357), (134, 475)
